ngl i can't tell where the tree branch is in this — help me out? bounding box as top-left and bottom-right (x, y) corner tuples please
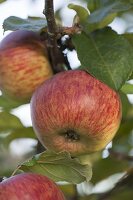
(97, 168), (133, 200)
(109, 149), (133, 162)
(44, 0), (56, 37)
(58, 26), (82, 36)
(43, 0), (66, 73)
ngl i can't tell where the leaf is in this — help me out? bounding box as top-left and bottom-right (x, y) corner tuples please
(3, 127), (36, 146)
(68, 4), (89, 22)
(0, 0), (6, 3)
(113, 119), (133, 153)
(124, 33), (133, 47)
(121, 83), (133, 94)
(87, 0), (101, 12)
(0, 95), (21, 111)
(0, 112), (23, 132)
(110, 190), (133, 200)
(88, 1), (132, 24)
(115, 119), (133, 140)
(14, 151), (92, 184)
(3, 16), (47, 32)
(72, 28), (133, 90)
(128, 72), (133, 80)
(119, 92), (132, 117)
(91, 156), (129, 184)
(83, 0), (133, 32)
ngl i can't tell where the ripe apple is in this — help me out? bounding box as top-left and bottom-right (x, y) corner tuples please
(0, 30), (53, 103)
(30, 70), (122, 155)
(0, 173), (66, 200)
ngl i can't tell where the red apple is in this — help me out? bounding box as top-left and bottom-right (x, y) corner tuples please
(0, 30), (53, 103)
(0, 173), (66, 200)
(30, 70), (122, 155)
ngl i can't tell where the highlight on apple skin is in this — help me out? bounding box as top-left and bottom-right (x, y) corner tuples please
(0, 30), (53, 103)
(0, 173), (66, 200)
(31, 69), (122, 156)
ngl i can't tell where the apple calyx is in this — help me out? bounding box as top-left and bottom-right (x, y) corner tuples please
(64, 129), (80, 142)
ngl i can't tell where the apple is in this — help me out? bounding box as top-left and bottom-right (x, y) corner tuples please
(30, 70), (122, 155)
(0, 30), (53, 103)
(0, 173), (66, 200)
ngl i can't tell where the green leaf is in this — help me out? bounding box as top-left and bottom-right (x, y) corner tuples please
(110, 190), (133, 200)
(72, 28), (133, 90)
(119, 92), (132, 117)
(121, 83), (133, 94)
(89, 188), (133, 200)
(91, 156), (129, 184)
(83, 12), (116, 32)
(124, 33), (133, 46)
(115, 119), (133, 140)
(83, 0), (133, 32)
(113, 117), (133, 153)
(0, 95), (21, 111)
(128, 73), (133, 80)
(87, 0), (101, 12)
(0, 0), (6, 3)
(14, 151), (92, 184)
(3, 16), (47, 32)
(88, 3), (117, 25)
(3, 127), (36, 146)
(0, 112), (23, 132)
(88, 1), (132, 24)
(68, 4), (89, 22)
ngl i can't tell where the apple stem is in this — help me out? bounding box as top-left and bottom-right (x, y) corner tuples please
(43, 0), (66, 73)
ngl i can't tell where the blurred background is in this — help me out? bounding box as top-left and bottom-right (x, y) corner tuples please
(0, 0), (133, 199)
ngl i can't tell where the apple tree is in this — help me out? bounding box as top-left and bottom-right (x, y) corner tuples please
(0, 0), (133, 200)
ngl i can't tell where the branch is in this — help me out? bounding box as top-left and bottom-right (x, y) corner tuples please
(58, 26), (82, 36)
(97, 168), (133, 200)
(43, 0), (66, 73)
(72, 185), (79, 200)
(44, 0), (56, 37)
(109, 149), (133, 162)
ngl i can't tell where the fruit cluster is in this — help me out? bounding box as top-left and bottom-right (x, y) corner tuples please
(0, 30), (122, 199)
(0, 30), (122, 155)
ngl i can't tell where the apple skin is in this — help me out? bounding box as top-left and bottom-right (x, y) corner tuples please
(30, 70), (122, 155)
(0, 173), (66, 200)
(0, 30), (53, 103)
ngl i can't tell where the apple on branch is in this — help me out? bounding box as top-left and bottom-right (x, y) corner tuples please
(0, 173), (66, 200)
(31, 69), (122, 155)
(0, 30), (53, 103)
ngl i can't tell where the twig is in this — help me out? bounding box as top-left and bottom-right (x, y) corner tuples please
(71, 185), (79, 200)
(57, 26), (82, 36)
(44, 0), (56, 34)
(108, 149), (133, 162)
(97, 168), (133, 200)
(43, 0), (65, 73)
